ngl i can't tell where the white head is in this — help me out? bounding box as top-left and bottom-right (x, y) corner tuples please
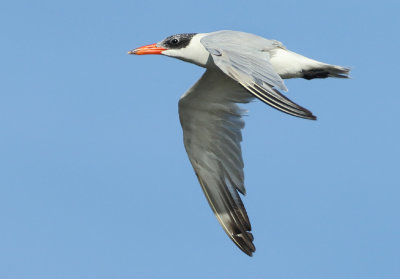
(129, 33), (211, 67)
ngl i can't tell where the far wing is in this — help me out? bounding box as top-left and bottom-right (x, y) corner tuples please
(179, 69), (255, 256)
(201, 30), (316, 120)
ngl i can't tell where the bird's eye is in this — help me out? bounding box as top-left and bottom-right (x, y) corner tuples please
(171, 38), (179, 44)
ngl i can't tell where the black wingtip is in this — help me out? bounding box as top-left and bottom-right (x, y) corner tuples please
(306, 113), (317, 121)
(245, 83), (317, 121)
(289, 105), (317, 121)
(232, 232), (256, 256)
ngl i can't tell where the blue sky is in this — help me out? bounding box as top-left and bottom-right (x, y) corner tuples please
(1, 0), (399, 278)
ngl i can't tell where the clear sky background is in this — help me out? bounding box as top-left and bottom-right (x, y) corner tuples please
(1, 0), (399, 278)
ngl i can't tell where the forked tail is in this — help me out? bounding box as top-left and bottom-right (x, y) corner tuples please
(302, 64), (350, 80)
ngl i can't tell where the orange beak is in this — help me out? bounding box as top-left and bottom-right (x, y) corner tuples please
(128, 43), (167, 55)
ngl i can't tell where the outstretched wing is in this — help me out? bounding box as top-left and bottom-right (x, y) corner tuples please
(201, 30), (316, 120)
(179, 69), (255, 256)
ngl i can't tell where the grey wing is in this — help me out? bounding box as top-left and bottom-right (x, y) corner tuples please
(179, 69), (255, 256)
(201, 30), (316, 120)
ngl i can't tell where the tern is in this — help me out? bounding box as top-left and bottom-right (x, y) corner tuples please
(128, 30), (349, 256)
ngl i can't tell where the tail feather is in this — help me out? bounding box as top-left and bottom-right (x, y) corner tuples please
(302, 65), (350, 80)
(270, 48), (351, 80)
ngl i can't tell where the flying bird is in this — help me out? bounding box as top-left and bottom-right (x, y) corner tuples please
(128, 30), (349, 256)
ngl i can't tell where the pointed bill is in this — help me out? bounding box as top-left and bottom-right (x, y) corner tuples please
(128, 43), (166, 55)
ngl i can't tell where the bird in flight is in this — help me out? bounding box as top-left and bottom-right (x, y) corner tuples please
(128, 30), (349, 256)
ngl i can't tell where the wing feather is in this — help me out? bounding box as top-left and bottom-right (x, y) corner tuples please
(179, 69), (255, 255)
(201, 30), (316, 120)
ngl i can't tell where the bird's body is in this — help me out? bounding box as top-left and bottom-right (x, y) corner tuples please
(129, 30), (349, 256)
